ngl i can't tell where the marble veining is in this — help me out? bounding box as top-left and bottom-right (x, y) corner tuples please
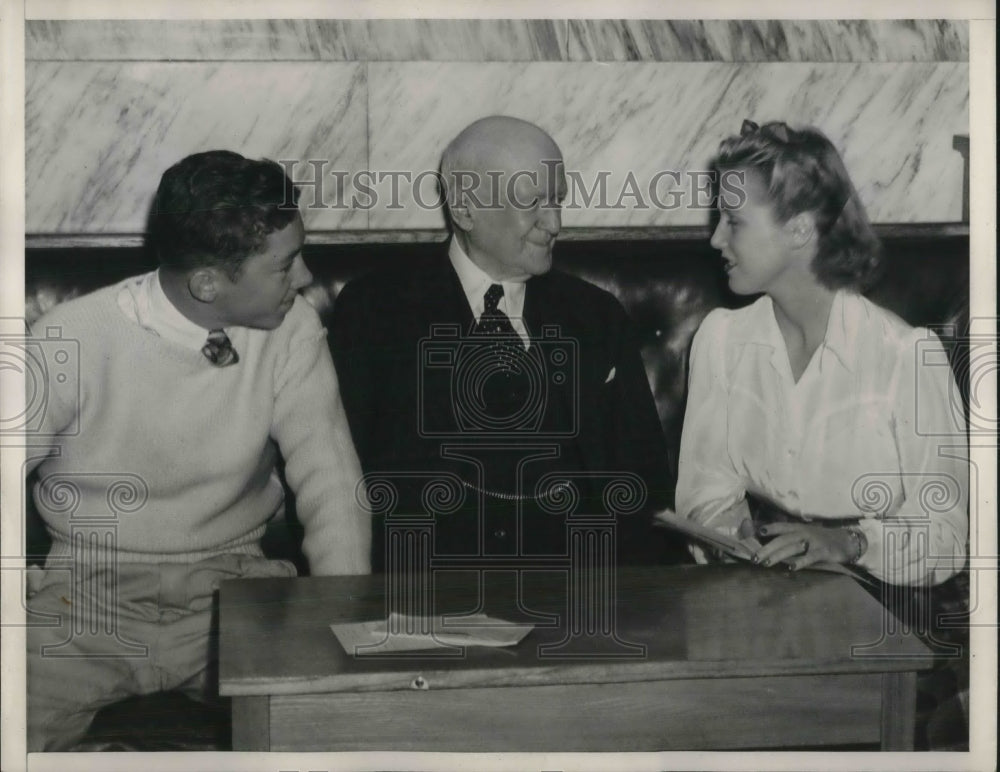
(27, 19), (326, 61)
(29, 19), (968, 63)
(25, 58), (968, 235)
(26, 62), (367, 233)
(567, 19), (969, 62)
(368, 62), (968, 229)
(314, 19), (566, 61)
(26, 19), (568, 61)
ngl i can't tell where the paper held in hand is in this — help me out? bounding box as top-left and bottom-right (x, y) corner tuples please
(653, 508), (874, 583)
(653, 508), (762, 561)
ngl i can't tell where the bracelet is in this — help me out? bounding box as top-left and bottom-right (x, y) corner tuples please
(844, 526), (868, 565)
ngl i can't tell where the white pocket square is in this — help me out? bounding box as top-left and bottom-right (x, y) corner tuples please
(604, 366), (616, 383)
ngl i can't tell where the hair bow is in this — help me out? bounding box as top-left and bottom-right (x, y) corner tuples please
(741, 120), (792, 143)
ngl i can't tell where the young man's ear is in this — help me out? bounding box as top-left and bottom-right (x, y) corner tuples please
(785, 212), (816, 250)
(188, 268), (219, 303)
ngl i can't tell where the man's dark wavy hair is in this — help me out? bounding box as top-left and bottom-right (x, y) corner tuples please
(715, 121), (883, 292)
(148, 150), (301, 278)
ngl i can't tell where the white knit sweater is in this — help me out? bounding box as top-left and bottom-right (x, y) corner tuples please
(27, 282), (370, 575)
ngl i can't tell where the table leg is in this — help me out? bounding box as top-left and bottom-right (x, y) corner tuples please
(232, 695), (270, 751)
(880, 671), (917, 750)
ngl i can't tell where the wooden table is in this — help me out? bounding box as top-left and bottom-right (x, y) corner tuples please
(219, 564), (934, 752)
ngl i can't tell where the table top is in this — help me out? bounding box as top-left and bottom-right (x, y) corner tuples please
(219, 564), (933, 697)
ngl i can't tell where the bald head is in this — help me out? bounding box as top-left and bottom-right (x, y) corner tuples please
(441, 116), (562, 205)
(441, 116), (566, 281)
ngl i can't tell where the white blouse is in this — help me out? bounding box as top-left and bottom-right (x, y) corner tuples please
(676, 291), (968, 586)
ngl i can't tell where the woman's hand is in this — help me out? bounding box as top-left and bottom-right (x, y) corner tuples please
(752, 522), (858, 570)
(699, 519), (758, 563)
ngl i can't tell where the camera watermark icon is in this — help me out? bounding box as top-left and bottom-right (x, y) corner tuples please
(0, 317), (80, 439)
(418, 322), (578, 438)
(916, 317), (997, 437)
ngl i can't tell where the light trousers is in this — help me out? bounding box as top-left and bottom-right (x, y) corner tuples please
(26, 552), (296, 752)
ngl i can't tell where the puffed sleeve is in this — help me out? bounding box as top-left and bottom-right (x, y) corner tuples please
(855, 328), (968, 586)
(675, 309), (751, 543)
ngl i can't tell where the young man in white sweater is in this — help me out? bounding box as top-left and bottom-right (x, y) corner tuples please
(25, 150), (370, 751)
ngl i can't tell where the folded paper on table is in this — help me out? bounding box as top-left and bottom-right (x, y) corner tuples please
(653, 508), (875, 583)
(331, 612), (535, 654)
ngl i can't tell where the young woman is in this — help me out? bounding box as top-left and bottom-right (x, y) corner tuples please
(676, 120), (967, 586)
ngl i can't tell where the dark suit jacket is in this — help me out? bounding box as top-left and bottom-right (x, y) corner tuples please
(331, 252), (682, 571)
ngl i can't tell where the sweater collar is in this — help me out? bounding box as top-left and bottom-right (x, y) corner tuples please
(116, 270), (215, 351)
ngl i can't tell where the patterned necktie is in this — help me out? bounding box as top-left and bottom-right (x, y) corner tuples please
(474, 284), (524, 371)
(202, 329), (239, 367)
(475, 284), (519, 338)
(471, 283), (537, 435)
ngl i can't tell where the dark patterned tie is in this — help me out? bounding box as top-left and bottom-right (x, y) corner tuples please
(470, 284), (532, 418)
(475, 284), (519, 338)
(473, 284), (523, 372)
(202, 329), (239, 367)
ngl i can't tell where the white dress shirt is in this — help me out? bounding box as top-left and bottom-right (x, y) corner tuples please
(676, 290), (968, 586)
(448, 238), (530, 349)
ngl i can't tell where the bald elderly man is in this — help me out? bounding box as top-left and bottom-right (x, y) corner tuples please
(332, 116), (681, 572)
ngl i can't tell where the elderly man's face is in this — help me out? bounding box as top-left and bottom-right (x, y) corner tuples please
(464, 149), (567, 282)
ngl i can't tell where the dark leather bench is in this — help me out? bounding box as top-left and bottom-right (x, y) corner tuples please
(24, 231), (971, 516)
(23, 231), (970, 750)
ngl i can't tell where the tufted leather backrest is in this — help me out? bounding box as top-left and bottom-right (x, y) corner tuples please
(23, 236), (969, 566)
(26, 234), (970, 470)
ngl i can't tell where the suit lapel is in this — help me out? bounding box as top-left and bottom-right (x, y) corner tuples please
(521, 273), (549, 338)
(419, 252), (476, 334)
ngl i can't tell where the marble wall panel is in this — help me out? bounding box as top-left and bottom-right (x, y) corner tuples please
(25, 58), (968, 235)
(566, 19), (969, 62)
(26, 19), (568, 61)
(316, 19), (567, 61)
(367, 62), (969, 229)
(26, 62), (367, 233)
(27, 19), (967, 63)
(27, 19), (327, 61)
